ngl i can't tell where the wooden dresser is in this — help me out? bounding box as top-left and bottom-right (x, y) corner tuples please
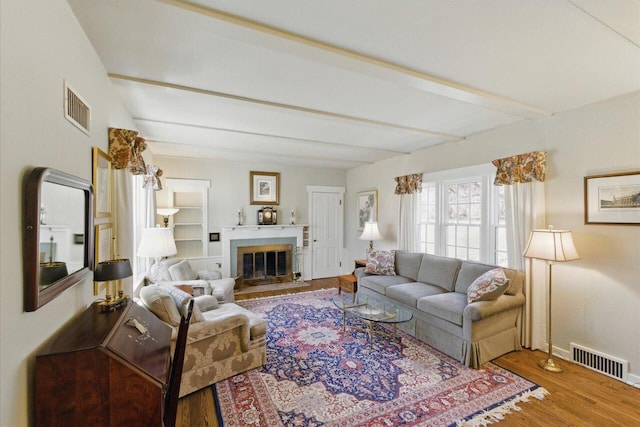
(35, 300), (172, 426)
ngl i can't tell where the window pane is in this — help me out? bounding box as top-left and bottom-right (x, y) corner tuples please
(471, 182), (481, 202)
(447, 225), (456, 243)
(426, 243), (435, 255)
(496, 252), (508, 267)
(447, 246), (456, 257)
(469, 227), (480, 248)
(496, 227), (507, 251)
(458, 183), (469, 202)
(458, 204), (469, 223)
(456, 227), (468, 246)
(428, 205), (436, 221)
(448, 185), (457, 203)
(456, 247), (468, 259)
(426, 225), (435, 242)
(468, 249), (480, 261)
(448, 205), (457, 222)
(470, 203), (481, 223)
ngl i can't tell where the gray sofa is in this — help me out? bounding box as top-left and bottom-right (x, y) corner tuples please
(355, 251), (525, 367)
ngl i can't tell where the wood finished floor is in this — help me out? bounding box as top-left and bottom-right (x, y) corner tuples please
(177, 277), (640, 427)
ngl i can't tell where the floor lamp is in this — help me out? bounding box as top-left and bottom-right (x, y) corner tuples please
(523, 227), (579, 373)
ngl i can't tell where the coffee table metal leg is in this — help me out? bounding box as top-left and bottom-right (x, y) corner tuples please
(342, 310), (346, 332)
(368, 321), (373, 349)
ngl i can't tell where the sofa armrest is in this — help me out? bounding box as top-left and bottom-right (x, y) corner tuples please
(186, 313), (251, 349)
(463, 293), (525, 321)
(354, 267), (368, 279)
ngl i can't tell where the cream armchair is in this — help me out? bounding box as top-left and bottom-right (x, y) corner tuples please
(145, 258), (235, 303)
(139, 285), (267, 397)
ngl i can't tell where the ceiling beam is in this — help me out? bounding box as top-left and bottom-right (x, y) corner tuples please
(159, 0), (553, 119)
(109, 73), (461, 139)
(133, 118), (410, 155)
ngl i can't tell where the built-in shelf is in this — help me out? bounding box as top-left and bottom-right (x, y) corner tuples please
(164, 178), (210, 258)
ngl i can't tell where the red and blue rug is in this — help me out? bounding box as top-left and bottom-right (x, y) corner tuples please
(214, 289), (547, 426)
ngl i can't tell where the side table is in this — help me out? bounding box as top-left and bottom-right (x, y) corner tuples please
(337, 274), (357, 302)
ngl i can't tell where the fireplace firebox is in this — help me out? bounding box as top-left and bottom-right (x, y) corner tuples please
(237, 244), (292, 286)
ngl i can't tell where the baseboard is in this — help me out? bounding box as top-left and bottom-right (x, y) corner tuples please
(628, 373), (640, 388)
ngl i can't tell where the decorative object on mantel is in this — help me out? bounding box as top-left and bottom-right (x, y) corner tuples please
(289, 209), (296, 225)
(357, 190), (377, 231)
(94, 257), (132, 312)
(250, 171), (280, 205)
(523, 226), (580, 373)
(157, 208), (179, 228)
(584, 170), (640, 225)
(236, 208), (244, 226)
(359, 221), (383, 250)
(258, 206), (277, 225)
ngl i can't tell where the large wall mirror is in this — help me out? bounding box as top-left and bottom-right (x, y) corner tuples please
(23, 167), (94, 311)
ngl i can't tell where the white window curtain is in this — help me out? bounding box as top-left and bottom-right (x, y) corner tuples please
(132, 174), (157, 286)
(394, 173), (423, 252)
(504, 182), (546, 349)
(397, 194), (418, 251)
(494, 150), (547, 350)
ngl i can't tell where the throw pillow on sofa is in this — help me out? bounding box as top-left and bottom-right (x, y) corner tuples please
(169, 259), (198, 281)
(467, 268), (509, 304)
(365, 249), (396, 276)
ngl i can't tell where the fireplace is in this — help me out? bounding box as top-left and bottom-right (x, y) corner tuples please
(237, 244), (292, 286)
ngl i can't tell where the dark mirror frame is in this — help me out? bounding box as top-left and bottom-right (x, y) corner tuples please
(23, 167), (94, 311)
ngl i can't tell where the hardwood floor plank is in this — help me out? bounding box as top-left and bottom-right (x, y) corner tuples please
(178, 277), (640, 427)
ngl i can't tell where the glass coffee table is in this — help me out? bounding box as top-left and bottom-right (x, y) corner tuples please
(332, 293), (413, 349)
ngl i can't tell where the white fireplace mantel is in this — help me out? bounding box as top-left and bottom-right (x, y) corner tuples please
(221, 225), (307, 278)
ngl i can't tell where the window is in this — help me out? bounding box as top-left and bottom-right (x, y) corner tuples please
(418, 168), (508, 267)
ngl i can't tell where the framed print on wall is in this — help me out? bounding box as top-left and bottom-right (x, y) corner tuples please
(584, 171), (640, 225)
(357, 190), (378, 231)
(92, 147), (112, 218)
(94, 222), (113, 294)
(250, 171), (280, 205)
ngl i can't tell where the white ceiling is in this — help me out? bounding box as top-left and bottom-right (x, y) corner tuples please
(68, 0), (640, 170)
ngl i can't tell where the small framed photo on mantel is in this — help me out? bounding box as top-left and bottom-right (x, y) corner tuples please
(584, 170), (640, 225)
(250, 171), (280, 205)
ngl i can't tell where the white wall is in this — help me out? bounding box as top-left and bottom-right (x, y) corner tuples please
(154, 156), (347, 261)
(0, 1), (135, 425)
(346, 91), (640, 382)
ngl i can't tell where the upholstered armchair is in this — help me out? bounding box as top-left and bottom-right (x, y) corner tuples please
(139, 285), (267, 397)
(145, 258), (235, 303)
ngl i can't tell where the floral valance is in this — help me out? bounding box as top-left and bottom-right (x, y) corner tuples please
(108, 127), (148, 175)
(143, 165), (163, 191)
(492, 151), (546, 185)
(394, 173), (423, 195)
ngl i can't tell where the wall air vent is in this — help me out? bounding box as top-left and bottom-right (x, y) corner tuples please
(64, 80), (91, 135)
(570, 343), (628, 382)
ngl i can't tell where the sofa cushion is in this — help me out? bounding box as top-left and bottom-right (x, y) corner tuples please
(386, 282), (448, 307)
(467, 268), (509, 304)
(194, 295), (219, 312)
(364, 250), (396, 275)
(169, 259), (198, 281)
(161, 285), (205, 323)
(417, 293), (467, 326)
(197, 270), (222, 280)
(394, 251), (424, 281)
(416, 254), (462, 291)
(139, 285), (182, 326)
(359, 274), (414, 296)
(146, 257), (181, 283)
(455, 261), (508, 294)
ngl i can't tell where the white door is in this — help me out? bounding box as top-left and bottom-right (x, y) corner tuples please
(311, 190), (343, 278)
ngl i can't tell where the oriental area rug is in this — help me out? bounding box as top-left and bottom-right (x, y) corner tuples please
(213, 289), (547, 426)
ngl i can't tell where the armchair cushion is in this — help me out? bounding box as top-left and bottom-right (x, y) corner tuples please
(194, 295), (219, 312)
(139, 285), (181, 326)
(198, 270), (222, 280)
(161, 285), (205, 323)
(169, 259), (198, 281)
(146, 257), (181, 284)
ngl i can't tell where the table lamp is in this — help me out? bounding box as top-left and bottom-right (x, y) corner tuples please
(137, 227), (178, 264)
(359, 221), (383, 250)
(157, 208), (180, 228)
(523, 226), (579, 373)
(94, 258), (132, 312)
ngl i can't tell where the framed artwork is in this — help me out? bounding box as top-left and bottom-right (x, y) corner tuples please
(92, 147), (112, 218)
(584, 171), (640, 225)
(94, 223), (113, 294)
(357, 190), (378, 231)
(250, 171), (280, 205)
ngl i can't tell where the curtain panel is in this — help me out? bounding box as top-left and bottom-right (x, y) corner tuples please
(492, 151), (546, 185)
(394, 173), (423, 195)
(394, 173), (423, 251)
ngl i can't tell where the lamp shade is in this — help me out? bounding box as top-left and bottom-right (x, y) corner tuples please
(157, 208), (180, 216)
(94, 259), (132, 282)
(137, 227), (177, 258)
(359, 222), (383, 242)
(523, 228), (580, 262)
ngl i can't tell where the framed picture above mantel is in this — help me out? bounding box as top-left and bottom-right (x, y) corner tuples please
(584, 170), (640, 225)
(250, 171), (280, 205)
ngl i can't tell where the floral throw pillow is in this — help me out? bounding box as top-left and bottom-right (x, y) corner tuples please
(364, 250), (396, 276)
(467, 268), (510, 304)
